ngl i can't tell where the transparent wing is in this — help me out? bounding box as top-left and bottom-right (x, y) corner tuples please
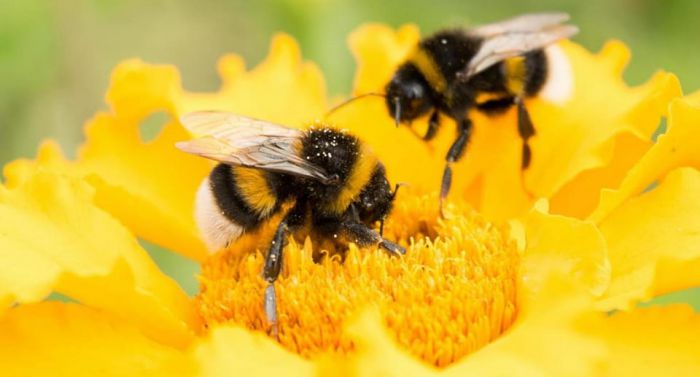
(459, 14), (578, 81)
(468, 12), (571, 37)
(176, 111), (333, 183)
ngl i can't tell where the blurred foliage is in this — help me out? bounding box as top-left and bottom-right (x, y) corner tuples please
(1, 0), (699, 306)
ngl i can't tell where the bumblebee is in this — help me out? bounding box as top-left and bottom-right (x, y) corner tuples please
(385, 12), (578, 212)
(176, 111), (404, 335)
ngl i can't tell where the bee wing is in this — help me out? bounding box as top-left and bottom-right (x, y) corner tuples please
(176, 111), (334, 183)
(467, 12), (571, 37)
(459, 17), (578, 81)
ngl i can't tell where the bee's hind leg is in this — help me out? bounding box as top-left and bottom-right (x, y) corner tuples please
(515, 97), (536, 198)
(261, 201), (306, 339)
(440, 117), (473, 217)
(515, 97), (536, 170)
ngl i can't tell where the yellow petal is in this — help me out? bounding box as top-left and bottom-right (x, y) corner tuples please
(0, 170), (196, 347)
(686, 88), (700, 104)
(581, 96), (700, 309)
(79, 102), (211, 261)
(334, 25), (681, 221)
(597, 167), (700, 310)
(549, 131), (651, 218)
(523, 207), (611, 296)
(3, 60), (213, 261)
(581, 304), (700, 376)
(444, 277), (606, 377)
(6, 132), (210, 262)
(323, 309), (436, 377)
(0, 302), (192, 377)
(2, 140), (77, 188)
(191, 325), (315, 377)
(591, 97), (700, 222)
(528, 49), (679, 195)
(349, 23), (421, 96)
(180, 33), (328, 125)
(336, 276), (605, 377)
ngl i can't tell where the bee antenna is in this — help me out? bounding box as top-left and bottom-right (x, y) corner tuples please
(391, 182), (408, 200)
(393, 96), (401, 128)
(325, 92), (386, 118)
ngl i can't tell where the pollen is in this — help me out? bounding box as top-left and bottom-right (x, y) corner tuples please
(195, 191), (520, 367)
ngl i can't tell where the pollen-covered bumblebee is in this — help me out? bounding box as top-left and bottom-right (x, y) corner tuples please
(176, 111), (404, 334)
(385, 12), (578, 211)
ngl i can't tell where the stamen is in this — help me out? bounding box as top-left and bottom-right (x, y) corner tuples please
(196, 192), (520, 367)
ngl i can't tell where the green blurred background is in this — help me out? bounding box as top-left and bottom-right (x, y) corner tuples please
(2, 0), (699, 306)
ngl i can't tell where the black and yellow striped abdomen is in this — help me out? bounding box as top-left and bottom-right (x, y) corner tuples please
(231, 166), (280, 218)
(501, 50), (548, 97)
(209, 163), (283, 230)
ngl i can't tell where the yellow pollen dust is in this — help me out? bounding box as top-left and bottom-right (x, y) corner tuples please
(196, 191), (520, 367)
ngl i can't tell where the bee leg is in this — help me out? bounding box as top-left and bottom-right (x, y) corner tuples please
(261, 201), (306, 339)
(440, 118), (473, 217)
(424, 111), (440, 141)
(515, 97), (536, 170)
(515, 97), (536, 198)
(378, 238), (406, 255)
(262, 220), (289, 339)
(340, 220), (406, 256)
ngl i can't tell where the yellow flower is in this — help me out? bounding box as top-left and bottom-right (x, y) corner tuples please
(2, 24), (700, 376)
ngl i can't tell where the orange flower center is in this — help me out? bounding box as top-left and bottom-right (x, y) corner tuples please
(196, 192), (520, 367)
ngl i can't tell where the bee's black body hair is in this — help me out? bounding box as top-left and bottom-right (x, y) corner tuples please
(299, 127), (362, 209)
(406, 30), (550, 117)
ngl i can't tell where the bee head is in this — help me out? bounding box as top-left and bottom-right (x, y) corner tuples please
(385, 64), (434, 126)
(356, 164), (395, 226)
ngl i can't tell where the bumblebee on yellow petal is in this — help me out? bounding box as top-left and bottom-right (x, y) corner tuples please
(1, 18), (700, 377)
(338, 24), (680, 221)
(381, 12), (578, 212)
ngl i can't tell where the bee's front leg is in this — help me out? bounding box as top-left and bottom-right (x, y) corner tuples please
(338, 220), (406, 256)
(440, 117), (473, 217)
(424, 111), (441, 141)
(405, 110), (440, 143)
